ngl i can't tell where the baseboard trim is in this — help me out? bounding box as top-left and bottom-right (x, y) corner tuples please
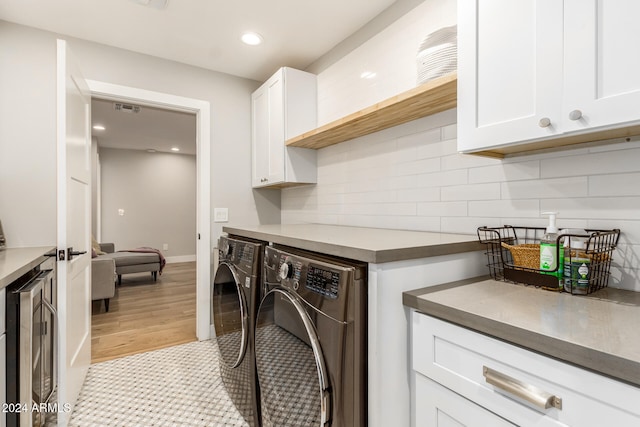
(165, 255), (196, 264)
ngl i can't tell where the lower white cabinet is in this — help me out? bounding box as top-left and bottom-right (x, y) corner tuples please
(411, 312), (640, 427)
(415, 374), (515, 427)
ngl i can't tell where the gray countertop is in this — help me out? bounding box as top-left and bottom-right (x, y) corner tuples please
(0, 247), (56, 289)
(223, 224), (483, 263)
(403, 277), (640, 387)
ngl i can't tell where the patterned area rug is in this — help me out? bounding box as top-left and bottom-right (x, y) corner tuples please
(69, 340), (249, 427)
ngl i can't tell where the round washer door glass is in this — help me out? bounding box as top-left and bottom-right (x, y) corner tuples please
(212, 262), (248, 368)
(255, 288), (330, 427)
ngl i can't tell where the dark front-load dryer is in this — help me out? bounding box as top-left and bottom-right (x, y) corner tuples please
(212, 235), (264, 427)
(255, 245), (367, 427)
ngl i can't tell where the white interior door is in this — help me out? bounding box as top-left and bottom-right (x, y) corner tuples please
(56, 39), (92, 425)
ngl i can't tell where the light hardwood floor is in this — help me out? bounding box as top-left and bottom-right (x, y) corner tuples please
(90, 261), (197, 363)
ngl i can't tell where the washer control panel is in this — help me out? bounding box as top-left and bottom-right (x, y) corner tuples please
(266, 248), (346, 300)
(306, 264), (340, 299)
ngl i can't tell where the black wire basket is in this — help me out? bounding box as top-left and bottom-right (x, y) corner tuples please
(477, 226), (621, 294)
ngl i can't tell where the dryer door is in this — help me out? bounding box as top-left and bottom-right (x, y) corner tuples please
(212, 262), (249, 368)
(255, 288), (330, 427)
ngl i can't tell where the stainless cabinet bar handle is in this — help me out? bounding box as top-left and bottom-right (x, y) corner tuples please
(483, 366), (562, 410)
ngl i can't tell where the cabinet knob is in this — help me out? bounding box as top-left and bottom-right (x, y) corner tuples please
(569, 110), (583, 121)
(538, 117), (551, 128)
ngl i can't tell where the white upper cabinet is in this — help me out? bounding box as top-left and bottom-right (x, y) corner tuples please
(458, 0), (640, 155)
(251, 67), (317, 188)
(563, 0), (640, 132)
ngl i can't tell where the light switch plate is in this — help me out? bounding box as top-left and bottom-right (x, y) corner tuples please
(214, 208), (229, 222)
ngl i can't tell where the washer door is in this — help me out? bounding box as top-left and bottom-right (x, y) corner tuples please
(255, 288), (330, 427)
(212, 262), (248, 368)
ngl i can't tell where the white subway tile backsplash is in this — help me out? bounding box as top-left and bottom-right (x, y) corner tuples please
(468, 200), (540, 218)
(396, 129), (441, 162)
(344, 190), (397, 204)
(469, 160), (540, 184)
(589, 172), (640, 196)
(416, 139), (458, 160)
(501, 177), (588, 200)
(587, 219), (640, 244)
(417, 201), (467, 217)
(395, 157), (441, 176)
(609, 265), (640, 292)
(441, 183), (501, 201)
(397, 187), (440, 203)
(441, 124), (457, 140)
(612, 244), (640, 270)
(541, 197), (640, 220)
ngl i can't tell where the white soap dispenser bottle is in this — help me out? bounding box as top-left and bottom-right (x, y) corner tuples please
(539, 212), (561, 285)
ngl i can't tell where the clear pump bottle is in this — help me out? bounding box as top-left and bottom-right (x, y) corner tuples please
(539, 212), (562, 288)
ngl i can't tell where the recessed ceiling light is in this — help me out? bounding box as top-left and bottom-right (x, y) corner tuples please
(241, 32), (263, 46)
(171, 147), (180, 152)
(360, 71), (377, 79)
(93, 125), (106, 131)
(147, 149), (157, 153)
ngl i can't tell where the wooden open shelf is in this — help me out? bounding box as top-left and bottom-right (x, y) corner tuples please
(286, 72), (457, 149)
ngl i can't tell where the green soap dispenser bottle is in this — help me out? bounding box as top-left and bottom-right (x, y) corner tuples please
(539, 212), (562, 287)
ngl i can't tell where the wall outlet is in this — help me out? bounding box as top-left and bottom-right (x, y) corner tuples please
(214, 208), (229, 222)
(163, 243), (169, 250)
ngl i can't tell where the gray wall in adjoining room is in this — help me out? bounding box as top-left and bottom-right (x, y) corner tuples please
(99, 147), (196, 258)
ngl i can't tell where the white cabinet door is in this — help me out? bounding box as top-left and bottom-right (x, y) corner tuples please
(415, 374), (515, 427)
(457, 0), (563, 152)
(266, 75), (285, 184)
(563, 0), (640, 133)
(251, 67), (316, 188)
(251, 83), (270, 187)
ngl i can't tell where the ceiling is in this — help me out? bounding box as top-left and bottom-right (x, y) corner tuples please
(0, 0), (397, 82)
(1, 0), (400, 154)
(92, 98), (197, 155)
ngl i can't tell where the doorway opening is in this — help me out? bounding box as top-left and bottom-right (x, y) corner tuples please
(87, 80), (211, 362)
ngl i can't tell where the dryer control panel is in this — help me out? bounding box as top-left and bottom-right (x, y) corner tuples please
(218, 235), (262, 275)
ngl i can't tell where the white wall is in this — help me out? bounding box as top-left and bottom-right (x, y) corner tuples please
(282, 0), (640, 292)
(100, 148), (196, 258)
(0, 20), (281, 249)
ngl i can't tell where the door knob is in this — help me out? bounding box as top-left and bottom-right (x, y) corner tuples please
(67, 247), (87, 261)
(569, 110), (583, 121)
(538, 117), (551, 128)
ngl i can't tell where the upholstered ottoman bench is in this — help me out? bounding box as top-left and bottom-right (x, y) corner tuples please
(96, 243), (165, 285)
